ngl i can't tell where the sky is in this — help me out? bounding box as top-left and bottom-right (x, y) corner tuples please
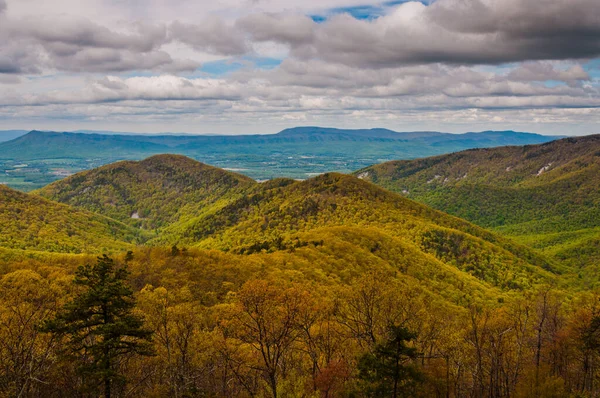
(0, 0), (599, 135)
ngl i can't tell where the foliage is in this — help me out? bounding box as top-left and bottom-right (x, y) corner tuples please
(356, 134), (600, 271)
(36, 154), (255, 229)
(0, 184), (145, 253)
(2, 151), (600, 397)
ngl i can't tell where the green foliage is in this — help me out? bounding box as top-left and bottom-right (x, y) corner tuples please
(42, 255), (154, 397)
(152, 172), (555, 291)
(356, 135), (600, 272)
(36, 154), (255, 229)
(0, 185), (146, 254)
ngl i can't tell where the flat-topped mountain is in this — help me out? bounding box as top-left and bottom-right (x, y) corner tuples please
(355, 134), (600, 268)
(0, 184), (144, 253)
(35, 154), (255, 229)
(276, 127), (559, 144)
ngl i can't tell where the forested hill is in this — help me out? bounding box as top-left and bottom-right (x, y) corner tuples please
(0, 184), (144, 253)
(153, 170), (559, 291)
(35, 154), (256, 229)
(355, 134), (600, 268)
(26, 154), (557, 292)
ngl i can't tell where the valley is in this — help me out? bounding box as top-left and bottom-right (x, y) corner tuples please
(0, 128), (561, 191)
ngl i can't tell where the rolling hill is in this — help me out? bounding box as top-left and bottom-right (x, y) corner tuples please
(35, 155), (559, 292)
(0, 184), (145, 254)
(35, 154), (255, 229)
(355, 134), (600, 269)
(1, 153), (590, 397)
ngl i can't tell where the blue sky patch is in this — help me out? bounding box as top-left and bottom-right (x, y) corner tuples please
(200, 57), (282, 77)
(310, 0), (432, 22)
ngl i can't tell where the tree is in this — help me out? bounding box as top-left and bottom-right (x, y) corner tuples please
(43, 255), (154, 398)
(0, 270), (62, 397)
(357, 324), (422, 398)
(230, 280), (314, 398)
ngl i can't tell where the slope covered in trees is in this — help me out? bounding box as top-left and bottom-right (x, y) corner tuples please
(1, 153), (599, 397)
(0, 184), (144, 253)
(148, 172), (557, 292)
(0, 245), (596, 397)
(355, 135), (600, 269)
(25, 155), (560, 292)
(36, 154), (255, 229)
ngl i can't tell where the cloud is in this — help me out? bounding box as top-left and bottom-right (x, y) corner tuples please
(507, 62), (591, 86)
(237, 13), (315, 46)
(0, 15), (197, 74)
(0, 0), (6, 15)
(170, 20), (248, 56)
(3, 0), (599, 76)
(240, 0), (600, 67)
(0, 0), (599, 135)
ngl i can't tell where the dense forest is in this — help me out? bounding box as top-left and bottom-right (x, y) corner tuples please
(3, 247), (600, 398)
(356, 135), (600, 271)
(1, 145), (600, 397)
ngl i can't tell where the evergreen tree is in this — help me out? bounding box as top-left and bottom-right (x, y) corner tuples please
(43, 255), (154, 398)
(357, 324), (422, 398)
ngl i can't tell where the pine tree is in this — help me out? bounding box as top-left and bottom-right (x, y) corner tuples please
(43, 255), (154, 398)
(357, 324), (422, 398)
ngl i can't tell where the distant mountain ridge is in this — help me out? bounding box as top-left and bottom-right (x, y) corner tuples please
(0, 127), (564, 190)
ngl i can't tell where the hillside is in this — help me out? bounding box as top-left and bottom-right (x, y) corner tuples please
(29, 154), (561, 291)
(35, 154), (256, 229)
(0, 184), (145, 253)
(150, 172), (559, 292)
(1, 157), (592, 398)
(355, 134), (600, 268)
(0, 129), (560, 190)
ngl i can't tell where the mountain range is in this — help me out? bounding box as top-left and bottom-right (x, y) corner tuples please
(3, 154), (559, 299)
(0, 128), (563, 191)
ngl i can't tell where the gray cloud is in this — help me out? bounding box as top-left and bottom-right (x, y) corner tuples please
(3, 0), (599, 76)
(170, 20), (247, 56)
(0, 0), (6, 14)
(507, 62), (590, 86)
(20, 18), (168, 52)
(0, 16), (196, 74)
(237, 13), (315, 46)
(239, 0), (600, 67)
(0, 0), (599, 135)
